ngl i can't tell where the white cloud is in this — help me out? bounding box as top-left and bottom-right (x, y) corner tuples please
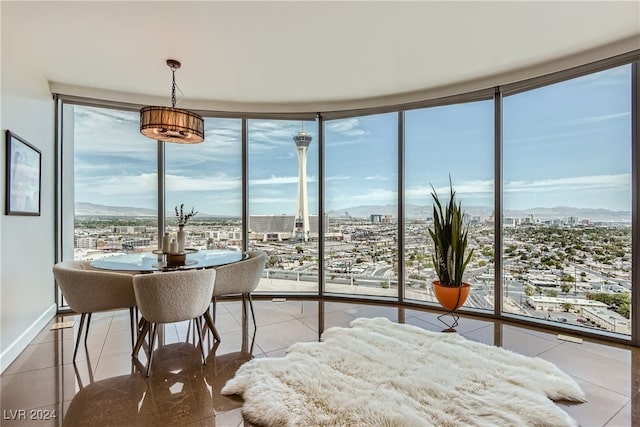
(76, 172), (158, 196)
(250, 175), (319, 186)
(74, 106), (152, 157)
(274, 152), (295, 160)
(165, 173), (241, 192)
(569, 112), (630, 126)
(250, 198), (297, 204)
(504, 174), (630, 193)
(326, 118), (367, 137)
(77, 172), (242, 196)
(350, 188), (397, 203)
(406, 179), (494, 200)
(248, 120), (316, 152)
(504, 127), (604, 146)
(250, 175), (299, 186)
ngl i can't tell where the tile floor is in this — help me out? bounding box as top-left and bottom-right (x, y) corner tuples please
(0, 299), (637, 426)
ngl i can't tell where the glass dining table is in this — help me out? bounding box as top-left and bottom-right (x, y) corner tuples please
(89, 249), (245, 272)
(89, 249), (245, 358)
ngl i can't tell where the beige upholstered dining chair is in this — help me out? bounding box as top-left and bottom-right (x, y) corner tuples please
(211, 250), (268, 329)
(52, 260), (137, 361)
(132, 268), (217, 376)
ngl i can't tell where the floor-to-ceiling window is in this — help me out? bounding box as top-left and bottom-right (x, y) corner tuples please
(404, 100), (495, 310)
(502, 65), (633, 336)
(165, 118), (243, 250)
(57, 56), (638, 343)
(247, 119), (319, 293)
(324, 113), (398, 297)
(68, 105), (158, 262)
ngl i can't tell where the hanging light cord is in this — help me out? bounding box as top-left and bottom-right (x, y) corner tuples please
(169, 64), (184, 108)
(170, 65), (177, 108)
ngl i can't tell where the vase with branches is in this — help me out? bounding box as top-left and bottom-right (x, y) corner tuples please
(175, 204), (198, 226)
(175, 204), (198, 252)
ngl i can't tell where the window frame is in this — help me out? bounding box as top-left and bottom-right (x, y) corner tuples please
(54, 51), (640, 346)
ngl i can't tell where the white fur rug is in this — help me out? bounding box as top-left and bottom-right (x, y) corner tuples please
(222, 317), (586, 427)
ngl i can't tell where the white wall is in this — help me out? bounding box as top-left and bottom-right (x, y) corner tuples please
(0, 19), (57, 372)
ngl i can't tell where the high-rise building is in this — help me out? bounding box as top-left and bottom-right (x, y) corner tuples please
(293, 125), (312, 241)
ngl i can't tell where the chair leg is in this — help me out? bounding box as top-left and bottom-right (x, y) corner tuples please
(129, 307), (135, 350)
(148, 321), (153, 347)
(146, 323), (158, 377)
(203, 310), (221, 343)
(241, 294), (247, 326)
(194, 317), (206, 365)
(132, 320), (150, 358)
(206, 297), (217, 342)
(186, 318), (193, 343)
(83, 313), (92, 346)
(73, 313), (86, 362)
(247, 293), (257, 329)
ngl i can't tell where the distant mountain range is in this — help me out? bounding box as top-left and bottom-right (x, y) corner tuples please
(330, 204), (631, 222)
(76, 202), (157, 217)
(75, 202), (217, 218)
(76, 202), (630, 222)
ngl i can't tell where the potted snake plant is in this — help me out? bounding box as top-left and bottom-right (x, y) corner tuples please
(428, 179), (474, 313)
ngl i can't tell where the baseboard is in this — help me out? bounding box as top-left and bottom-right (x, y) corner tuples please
(0, 304), (57, 374)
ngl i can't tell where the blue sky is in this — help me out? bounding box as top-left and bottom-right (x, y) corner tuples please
(73, 65), (632, 217)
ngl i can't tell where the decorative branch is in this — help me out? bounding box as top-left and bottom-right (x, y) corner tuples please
(175, 203), (198, 226)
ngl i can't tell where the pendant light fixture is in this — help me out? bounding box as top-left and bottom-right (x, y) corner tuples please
(140, 59), (204, 144)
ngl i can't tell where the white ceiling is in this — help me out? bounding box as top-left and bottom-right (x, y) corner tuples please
(2, 1), (639, 112)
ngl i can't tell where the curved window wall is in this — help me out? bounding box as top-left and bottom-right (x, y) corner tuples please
(248, 119), (319, 294)
(324, 113), (399, 298)
(502, 65), (633, 336)
(165, 118), (243, 250)
(65, 105), (158, 262)
(57, 55), (639, 344)
(404, 100), (494, 310)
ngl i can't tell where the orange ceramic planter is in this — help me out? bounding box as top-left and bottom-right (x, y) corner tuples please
(432, 281), (471, 311)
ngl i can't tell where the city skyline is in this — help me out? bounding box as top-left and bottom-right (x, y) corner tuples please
(72, 65), (631, 217)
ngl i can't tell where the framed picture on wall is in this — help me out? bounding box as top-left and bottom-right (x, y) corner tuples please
(5, 130), (41, 216)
